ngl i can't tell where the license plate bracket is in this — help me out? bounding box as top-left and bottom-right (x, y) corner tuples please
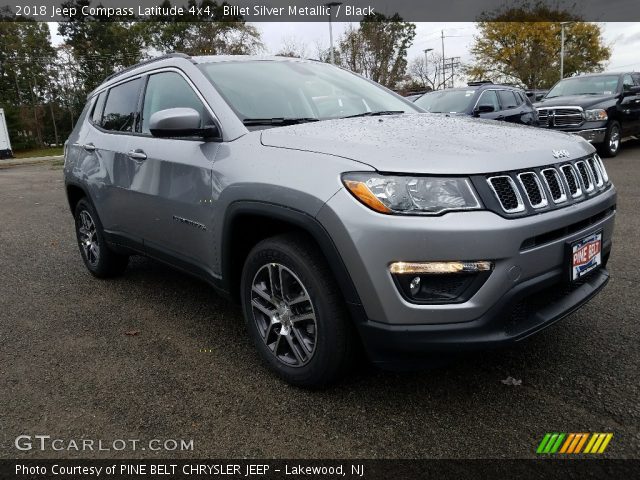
(566, 230), (603, 282)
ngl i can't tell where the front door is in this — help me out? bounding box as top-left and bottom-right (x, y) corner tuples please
(126, 70), (221, 270)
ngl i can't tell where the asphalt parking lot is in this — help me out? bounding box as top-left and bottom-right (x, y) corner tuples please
(1, 143), (639, 460)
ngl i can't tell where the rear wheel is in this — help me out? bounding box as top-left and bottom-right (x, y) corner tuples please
(241, 234), (355, 388)
(598, 121), (621, 158)
(74, 198), (128, 278)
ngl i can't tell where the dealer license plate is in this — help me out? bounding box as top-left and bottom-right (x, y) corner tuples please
(570, 231), (602, 282)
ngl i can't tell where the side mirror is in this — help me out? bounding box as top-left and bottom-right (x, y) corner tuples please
(149, 108), (220, 140)
(623, 85), (640, 96)
(474, 105), (495, 115)
(535, 93), (546, 101)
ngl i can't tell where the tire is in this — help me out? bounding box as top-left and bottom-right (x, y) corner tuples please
(598, 121), (621, 158)
(74, 198), (128, 278)
(240, 233), (355, 388)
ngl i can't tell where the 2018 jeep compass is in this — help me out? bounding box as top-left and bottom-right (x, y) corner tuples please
(64, 54), (616, 387)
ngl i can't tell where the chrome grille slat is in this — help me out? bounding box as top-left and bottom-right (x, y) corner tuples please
(541, 168), (567, 203)
(487, 176), (525, 213)
(560, 164), (582, 198)
(576, 160), (595, 193)
(594, 154), (609, 183)
(588, 156), (604, 188)
(517, 172), (548, 209)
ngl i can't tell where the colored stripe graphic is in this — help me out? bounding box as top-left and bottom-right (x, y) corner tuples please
(537, 433), (613, 454)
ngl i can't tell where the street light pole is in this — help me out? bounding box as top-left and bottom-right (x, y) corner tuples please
(560, 21), (571, 79)
(325, 2), (342, 65)
(441, 30), (446, 88)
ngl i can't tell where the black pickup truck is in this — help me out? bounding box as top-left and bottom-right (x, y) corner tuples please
(534, 72), (640, 157)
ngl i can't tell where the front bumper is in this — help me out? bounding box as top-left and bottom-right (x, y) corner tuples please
(317, 185), (616, 363)
(573, 128), (606, 143)
(358, 266), (609, 366)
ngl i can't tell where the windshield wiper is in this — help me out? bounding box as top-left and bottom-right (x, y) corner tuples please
(242, 117), (319, 126)
(341, 110), (405, 119)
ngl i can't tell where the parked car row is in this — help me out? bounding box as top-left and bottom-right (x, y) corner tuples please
(410, 72), (640, 157)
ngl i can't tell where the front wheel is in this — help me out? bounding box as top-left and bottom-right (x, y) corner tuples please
(240, 234), (355, 388)
(598, 121), (621, 158)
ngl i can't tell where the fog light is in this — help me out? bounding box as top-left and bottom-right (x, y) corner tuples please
(409, 276), (421, 295)
(389, 261), (493, 275)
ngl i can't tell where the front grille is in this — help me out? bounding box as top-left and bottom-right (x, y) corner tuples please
(536, 107), (583, 128)
(541, 168), (567, 203)
(576, 160), (595, 192)
(484, 155), (610, 215)
(487, 176), (524, 213)
(517, 172), (547, 208)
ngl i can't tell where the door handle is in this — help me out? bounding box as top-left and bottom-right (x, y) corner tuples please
(127, 149), (147, 161)
(82, 143), (96, 152)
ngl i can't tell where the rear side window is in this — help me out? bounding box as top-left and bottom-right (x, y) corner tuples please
(633, 73), (640, 86)
(498, 90), (519, 109)
(91, 92), (106, 124)
(101, 78), (142, 132)
(141, 72), (209, 134)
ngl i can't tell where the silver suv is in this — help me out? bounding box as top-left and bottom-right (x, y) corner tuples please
(64, 54), (616, 387)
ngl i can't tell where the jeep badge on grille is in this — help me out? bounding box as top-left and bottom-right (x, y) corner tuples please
(552, 149), (570, 159)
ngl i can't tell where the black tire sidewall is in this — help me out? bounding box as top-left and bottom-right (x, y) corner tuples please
(241, 236), (350, 387)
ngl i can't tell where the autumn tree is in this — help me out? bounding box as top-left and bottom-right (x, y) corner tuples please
(465, 2), (610, 88)
(337, 13), (415, 88)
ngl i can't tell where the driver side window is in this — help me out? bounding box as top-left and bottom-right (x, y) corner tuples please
(622, 74), (634, 91)
(476, 90), (499, 112)
(141, 71), (211, 135)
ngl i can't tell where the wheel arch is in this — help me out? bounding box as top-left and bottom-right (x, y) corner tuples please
(221, 201), (365, 321)
(66, 182), (89, 214)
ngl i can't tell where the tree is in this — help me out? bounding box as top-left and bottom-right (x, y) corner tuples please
(408, 52), (448, 91)
(0, 14), (57, 148)
(337, 13), (416, 88)
(58, 1), (149, 95)
(144, 0), (262, 56)
(465, 2), (610, 88)
(275, 36), (308, 58)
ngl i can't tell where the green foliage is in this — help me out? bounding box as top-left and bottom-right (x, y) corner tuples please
(465, 1), (611, 88)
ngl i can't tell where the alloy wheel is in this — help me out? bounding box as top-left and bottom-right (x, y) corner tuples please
(609, 126), (620, 153)
(250, 263), (317, 367)
(78, 210), (100, 267)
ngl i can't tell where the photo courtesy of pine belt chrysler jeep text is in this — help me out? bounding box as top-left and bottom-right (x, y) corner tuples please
(63, 54), (616, 387)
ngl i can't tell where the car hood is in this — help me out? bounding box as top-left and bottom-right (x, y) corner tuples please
(260, 113), (594, 174)
(534, 94), (615, 109)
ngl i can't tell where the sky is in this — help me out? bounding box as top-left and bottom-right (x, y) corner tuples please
(48, 21), (640, 82)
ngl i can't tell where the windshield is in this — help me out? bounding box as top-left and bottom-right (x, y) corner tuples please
(546, 75), (620, 98)
(198, 60), (418, 124)
(414, 89), (476, 113)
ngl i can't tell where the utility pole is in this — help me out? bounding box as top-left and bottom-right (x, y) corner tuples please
(560, 21), (571, 79)
(441, 30), (446, 89)
(325, 2), (342, 65)
(423, 48), (433, 89)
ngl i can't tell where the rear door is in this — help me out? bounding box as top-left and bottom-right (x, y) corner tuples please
(496, 89), (525, 124)
(620, 73), (640, 135)
(126, 69), (221, 270)
(82, 78), (143, 246)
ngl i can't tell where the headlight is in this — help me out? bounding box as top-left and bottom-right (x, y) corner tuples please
(584, 109), (608, 121)
(342, 173), (482, 215)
